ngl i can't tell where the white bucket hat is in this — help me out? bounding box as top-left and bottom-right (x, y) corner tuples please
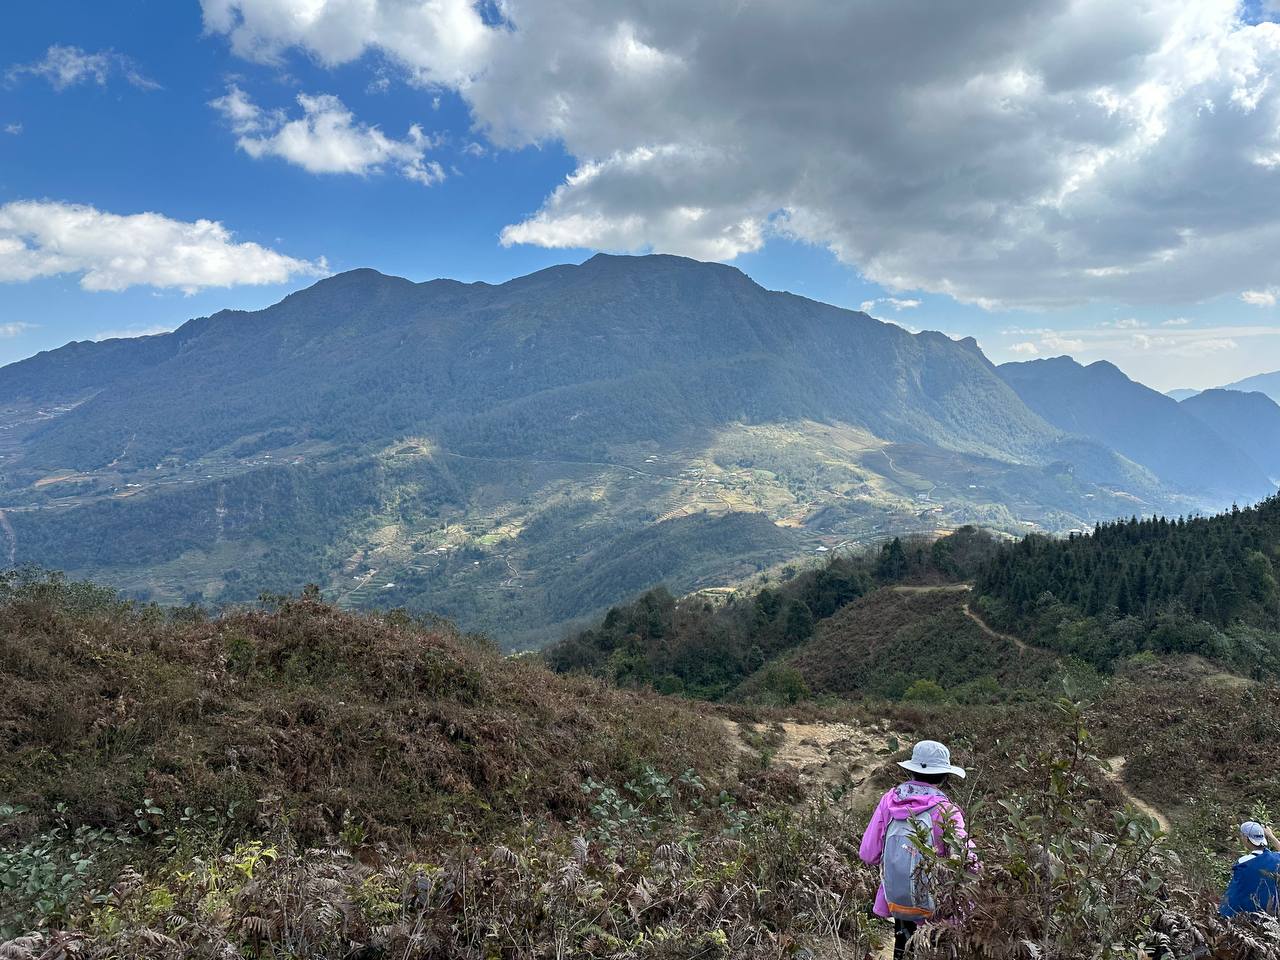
(898, 740), (967, 779)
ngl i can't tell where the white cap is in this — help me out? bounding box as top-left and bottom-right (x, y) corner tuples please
(1241, 821), (1267, 847)
(898, 740), (967, 779)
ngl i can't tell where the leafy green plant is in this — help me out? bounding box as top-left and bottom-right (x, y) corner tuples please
(0, 804), (121, 938)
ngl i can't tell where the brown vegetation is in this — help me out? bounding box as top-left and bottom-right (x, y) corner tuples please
(0, 572), (727, 843)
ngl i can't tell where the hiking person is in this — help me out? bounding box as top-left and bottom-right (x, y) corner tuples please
(859, 740), (974, 960)
(1220, 820), (1280, 918)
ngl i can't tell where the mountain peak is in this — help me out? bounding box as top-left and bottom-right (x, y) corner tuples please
(306, 266), (410, 288)
(578, 251), (751, 282)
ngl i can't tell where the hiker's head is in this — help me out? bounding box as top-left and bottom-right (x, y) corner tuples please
(898, 740), (966, 783)
(1240, 821), (1267, 852)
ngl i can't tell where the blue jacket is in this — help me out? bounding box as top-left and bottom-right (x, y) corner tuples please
(1220, 850), (1280, 918)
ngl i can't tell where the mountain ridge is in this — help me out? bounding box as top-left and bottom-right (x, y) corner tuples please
(997, 355), (1275, 505)
(0, 255), (1247, 640)
(1219, 368), (1280, 403)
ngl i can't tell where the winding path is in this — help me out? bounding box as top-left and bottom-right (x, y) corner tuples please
(1103, 756), (1172, 833)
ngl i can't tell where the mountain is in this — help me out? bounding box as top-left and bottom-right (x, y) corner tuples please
(3, 256), (1089, 470)
(0, 256), (1193, 641)
(1165, 388), (1200, 401)
(1220, 369), (1280, 403)
(997, 356), (1275, 505)
(1180, 389), (1280, 481)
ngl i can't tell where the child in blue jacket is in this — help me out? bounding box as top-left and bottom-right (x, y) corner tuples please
(1220, 821), (1280, 918)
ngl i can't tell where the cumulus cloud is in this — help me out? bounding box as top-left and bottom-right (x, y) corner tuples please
(200, 0), (490, 87)
(1241, 287), (1279, 306)
(201, 0), (1280, 309)
(1009, 341), (1041, 355)
(210, 85), (443, 184)
(7, 44), (159, 91)
(0, 322), (35, 338)
(1162, 317), (1192, 325)
(0, 200), (325, 293)
(859, 296), (922, 313)
(4, 123), (20, 135)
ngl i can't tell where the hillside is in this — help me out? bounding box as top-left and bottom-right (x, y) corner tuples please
(0, 256), (1179, 643)
(975, 494), (1280, 673)
(738, 585), (1061, 702)
(1221, 368), (1280, 403)
(997, 356), (1275, 505)
(4, 568), (1280, 957)
(0, 570), (726, 843)
(1181, 388), (1280, 480)
(547, 527), (1026, 701)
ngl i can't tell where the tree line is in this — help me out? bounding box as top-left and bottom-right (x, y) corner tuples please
(976, 495), (1280, 672)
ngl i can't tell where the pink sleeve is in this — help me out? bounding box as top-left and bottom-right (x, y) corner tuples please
(859, 793), (891, 865)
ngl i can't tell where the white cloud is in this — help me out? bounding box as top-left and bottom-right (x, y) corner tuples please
(1131, 332), (1237, 356)
(1161, 316), (1191, 325)
(0, 200), (325, 293)
(0, 322), (35, 338)
(1018, 322), (1264, 359)
(200, 0), (1280, 309)
(1241, 287), (1278, 306)
(859, 296), (922, 313)
(1042, 334), (1087, 353)
(1101, 317), (1144, 329)
(3, 123), (20, 136)
(210, 86), (443, 184)
(200, 0), (490, 87)
(93, 324), (176, 341)
(6, 44), (159, 91)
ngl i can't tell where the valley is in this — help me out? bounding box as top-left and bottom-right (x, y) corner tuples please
(0, 409), (1174, 645)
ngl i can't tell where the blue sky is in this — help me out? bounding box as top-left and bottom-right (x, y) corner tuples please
(3, 0), (1280, 392)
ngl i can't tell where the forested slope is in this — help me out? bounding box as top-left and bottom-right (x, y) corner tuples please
(547, 527), (1008, 699)
(976, 495), (1280, 671)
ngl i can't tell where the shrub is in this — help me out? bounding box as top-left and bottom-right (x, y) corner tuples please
(903, 678), (947, 703)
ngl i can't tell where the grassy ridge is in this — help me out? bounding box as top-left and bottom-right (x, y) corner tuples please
(0, 570), (726, 843)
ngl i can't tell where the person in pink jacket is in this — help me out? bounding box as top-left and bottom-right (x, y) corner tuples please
(859, 740), (973, 960)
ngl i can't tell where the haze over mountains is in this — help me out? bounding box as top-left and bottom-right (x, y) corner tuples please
(996, 357), (1279, 502)
(1167, 371), (1280, 404)
(1219, 369), (1280, 403)
(0, 254), (1275, 643)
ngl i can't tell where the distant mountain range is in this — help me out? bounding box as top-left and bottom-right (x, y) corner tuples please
(1220, 369), (1280, 403)
(0, 254), (1274, 643)
(1166, 370), (1280, 405)
(997, 357), (1278, 501)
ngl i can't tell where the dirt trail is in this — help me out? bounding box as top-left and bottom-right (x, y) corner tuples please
(1103, 756), (1171, 833)
(962, 602), (1031, 654)
(889, 583), (1032, 656)
(723, 717), (905, 808)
